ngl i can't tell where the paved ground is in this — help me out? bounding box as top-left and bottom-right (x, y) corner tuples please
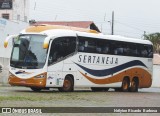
(0, 86), (160, 107)
(0, 86), (160, 115)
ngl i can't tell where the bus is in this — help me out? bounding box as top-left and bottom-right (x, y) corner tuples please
(4, 24), (153, 92)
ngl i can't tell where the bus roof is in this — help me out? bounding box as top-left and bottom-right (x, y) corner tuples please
(22, 24), (152, 45)
(25, 24), (99, 34)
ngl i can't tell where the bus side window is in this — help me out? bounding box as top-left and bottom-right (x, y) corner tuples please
(102, 46), (109, 54)
(109, 41), (116, 55)
(78, 37), (96, 53)
(147, 45), (153, 58)
(48, 40), (56, 65)
(123, 43), (130, 56)
(78, 38), (85, 52)
(130, 44), (138, 57)
(48, 37), (76, 65)
(115, 42), (124, 55)
(97, 39), (109, 54)
(78, 40), (85, 52)
(62, 37), (76, 56)
(96, 39), (101, 53)
(96, 47), (102, 53)
(141, 45), (148, 57)
(86, 40), (96, 53)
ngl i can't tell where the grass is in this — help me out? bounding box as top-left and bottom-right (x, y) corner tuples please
(0, 94), (91, 101)
(0, 96), (37, 101)
(0, 88), (100, 102)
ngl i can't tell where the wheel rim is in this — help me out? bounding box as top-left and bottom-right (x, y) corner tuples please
(123, 80), (128, 90)
(131, 80), (136, 91)
(132, 81), (135, 87)
(63, 80), (71, 90)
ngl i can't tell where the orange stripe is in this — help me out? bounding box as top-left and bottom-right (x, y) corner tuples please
(80, 67), (152, 88)
(8, 72), (47, 88)
(26, 25), (99, 34)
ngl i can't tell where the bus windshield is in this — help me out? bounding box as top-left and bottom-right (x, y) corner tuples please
(10, 34), (47, 69)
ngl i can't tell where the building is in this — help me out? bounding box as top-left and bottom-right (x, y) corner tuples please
(34, 21), (101, 32)
(0, 0), (29, 22)
(0, 0), (29, 84)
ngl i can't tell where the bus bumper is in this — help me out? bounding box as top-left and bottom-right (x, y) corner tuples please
(8, 73), (47, 88)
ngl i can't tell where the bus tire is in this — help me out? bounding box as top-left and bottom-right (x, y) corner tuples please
(121, 77), (130, 92)
(91, 87), (109, 92)
(58, 76), (74, 92)
(30, 87), (42, 92)
(130, 78), (139, 92)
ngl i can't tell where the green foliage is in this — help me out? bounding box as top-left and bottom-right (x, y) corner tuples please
(144, 32), (160, 53)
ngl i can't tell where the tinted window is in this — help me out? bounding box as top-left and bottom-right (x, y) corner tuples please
(78, 36), (153, 58)
(48, 37), (76, 65)
(97, 39), (110, 54)
(78, 37), (96, 53)
(139, 44), (153, 58)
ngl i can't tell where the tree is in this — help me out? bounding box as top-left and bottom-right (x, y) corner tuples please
(144, 32), (160, 53)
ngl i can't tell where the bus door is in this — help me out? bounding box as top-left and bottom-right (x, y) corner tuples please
(46, 36), (77, 87)
(46, 39), (64, 87)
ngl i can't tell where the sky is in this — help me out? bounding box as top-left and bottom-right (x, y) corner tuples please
(29, 0), (160, 39)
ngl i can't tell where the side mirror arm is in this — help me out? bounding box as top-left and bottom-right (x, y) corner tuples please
(4, 35), (18, 48)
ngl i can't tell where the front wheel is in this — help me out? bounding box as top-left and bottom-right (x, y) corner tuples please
(58, 76), (74, 92)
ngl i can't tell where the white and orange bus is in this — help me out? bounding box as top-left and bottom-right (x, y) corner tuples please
(4, 24), (153, 92)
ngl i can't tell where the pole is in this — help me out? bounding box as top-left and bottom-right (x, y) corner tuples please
(111, 11), (114, 35)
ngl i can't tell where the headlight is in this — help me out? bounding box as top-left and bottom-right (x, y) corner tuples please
(35, 74), (45, 78)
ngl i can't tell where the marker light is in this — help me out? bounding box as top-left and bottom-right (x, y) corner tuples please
(43, 43), (49, 49)
(43, 36), (52, 49)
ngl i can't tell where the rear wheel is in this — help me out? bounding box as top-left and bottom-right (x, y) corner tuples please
(130, 78), (139, 92)
(91, 87), (109, 92)
(58, 76), (74, 92)
(121, 77), (130, 92)
(30, 87), (42, 92)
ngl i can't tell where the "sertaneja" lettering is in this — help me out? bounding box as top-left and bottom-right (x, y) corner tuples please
(78, 55), (118, 65)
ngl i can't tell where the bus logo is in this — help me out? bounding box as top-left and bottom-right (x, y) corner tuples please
(2, 108), (11, 113)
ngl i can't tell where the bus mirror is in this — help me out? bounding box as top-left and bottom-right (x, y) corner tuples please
(4, 41), (8, 48)
(4, 35), (18, 48)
